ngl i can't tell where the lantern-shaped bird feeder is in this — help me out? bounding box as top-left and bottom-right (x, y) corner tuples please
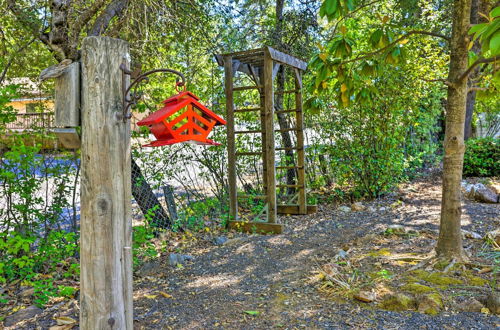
(137, 89), (226, 147)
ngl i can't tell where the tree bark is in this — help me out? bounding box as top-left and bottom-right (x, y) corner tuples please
(436, 0), (471, 260)
(131, 157), (172, 229)
(273, 0), (297, 195)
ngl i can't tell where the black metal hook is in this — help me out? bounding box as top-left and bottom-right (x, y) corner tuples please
(119, 63), (187, 122)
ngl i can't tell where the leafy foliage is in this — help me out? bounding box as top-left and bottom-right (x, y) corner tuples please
(463, 137), (500, 177)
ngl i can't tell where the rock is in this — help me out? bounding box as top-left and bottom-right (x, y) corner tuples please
(457, 298), (485, 313)
(19, 287), (35, 298)
(338, 205), (351, 213)
(351, 202), (365, 211)
(335, 249), (348, 260)
(223, 237), (246, 246)
(486, 292), (500, 315)
(354, 291), (376, 303)
(4, 305), (43, 327)
(168, 253), (194, 266)
(367, 206), (377, 213)
(379, 293), (415, 311)
(462, 229), (482, 240)
(136, 261), (159, 277)
(379, 207), (387, 212)
(387, 225), (406, 234)
(485, 229), (500, 246)
(463, 182), (499, 203)
(417, 293), (443, 315)
(214, 236), (228, 245)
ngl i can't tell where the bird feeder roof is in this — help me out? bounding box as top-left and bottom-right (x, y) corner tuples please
(138, 91), (226, 126)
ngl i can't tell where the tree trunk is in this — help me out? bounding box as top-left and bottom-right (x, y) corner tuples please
(131, 157), (172, 229)
(436, 0), (471, 260)
(273, 0), (297, 195)
(464, 90), (475, 139)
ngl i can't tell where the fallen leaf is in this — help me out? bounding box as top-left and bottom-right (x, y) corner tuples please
(244, 310), (260, 316)
(49, 325), (74, 330)
(159, 291), (173, 299)
(144, 294), (157, 299)
(55, 316), (77, 325)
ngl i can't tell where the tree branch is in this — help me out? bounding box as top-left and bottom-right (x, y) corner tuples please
(70, 0), (107, 38)
(88, 0), (129, 36)
(460, 56), (499, 81)
(420, 77), (453, 87)
(341, 30), (450, 65)
(0, 37), (37, 84)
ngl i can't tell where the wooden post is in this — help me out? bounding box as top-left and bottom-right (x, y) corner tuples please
(294, 69), (307, 214)
(263, 50), (277, 223)
(162, 185), (178, 221)
(80, 36), (133, 330)
(224, 55), (238, 221)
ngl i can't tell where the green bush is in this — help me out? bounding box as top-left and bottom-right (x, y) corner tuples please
(463, 138), (499, 177)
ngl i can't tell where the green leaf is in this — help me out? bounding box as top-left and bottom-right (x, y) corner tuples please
(244, 310), (260, 316)
(469, 23), (488, 35)
(325, 0), (338, 15)
(490, 32), (500, 55)
(491, 6), (500, 18)
(370, 29), (383, 48)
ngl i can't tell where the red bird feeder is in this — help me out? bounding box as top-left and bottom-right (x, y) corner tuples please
(137, 90), (226, 147)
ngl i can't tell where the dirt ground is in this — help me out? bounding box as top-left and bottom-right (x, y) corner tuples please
(7, 174), (500, 329)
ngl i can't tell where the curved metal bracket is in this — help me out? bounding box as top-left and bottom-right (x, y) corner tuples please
(119, 63), (186, 122)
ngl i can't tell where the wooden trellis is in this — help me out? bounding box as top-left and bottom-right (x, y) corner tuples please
(217, 47), (316, 234)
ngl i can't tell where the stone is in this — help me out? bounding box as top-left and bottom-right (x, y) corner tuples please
(457, 298), (485, 313)
(379, 207), (387, 212)
(486, 292), (500, 315)
(351, 202), (365, 211)
(214, 236), (228, 245)
(335, 249), (348, 260)
(169, 253), (194, 266)
(486, 229), (500, 246)
(4, 305), (43, 327)
(338, 205), (351, 213)
(417, 293), (443, 315)
(462, 230), (482, 240)
(19, 287), (35, 298)
(463, 183), (499, 203)
(367, 206), (377, 213)
(353, 291), (376, 303)
(387, 225), (406, 234)
(379, 293), (415, 311)
(136, 261), (159, 277)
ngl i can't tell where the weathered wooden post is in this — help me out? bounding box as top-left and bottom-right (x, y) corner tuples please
(80, 36), (133, 329)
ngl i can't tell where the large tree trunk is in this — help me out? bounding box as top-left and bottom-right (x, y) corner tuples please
(436, 0), (471, 260)
(131, 157), (172, 229)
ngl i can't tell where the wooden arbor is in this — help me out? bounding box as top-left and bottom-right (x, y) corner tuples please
(218, 47), (316, 234)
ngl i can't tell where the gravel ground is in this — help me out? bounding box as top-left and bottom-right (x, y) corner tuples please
(9, 175), (500, 329)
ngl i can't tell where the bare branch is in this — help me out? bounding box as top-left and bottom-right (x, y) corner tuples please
(88, 0), (130, 36)
(460, 56), (499, 81)
(420, 77), (453, 87)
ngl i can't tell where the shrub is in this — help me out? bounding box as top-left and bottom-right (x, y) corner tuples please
(463, 137), (499, 177)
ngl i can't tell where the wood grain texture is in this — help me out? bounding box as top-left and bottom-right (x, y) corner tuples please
(263, 50), (277, 223)
(224, 55), (238, 222)
(228, 220), (283, 234)
(294, 69), (307, 214)
(55, 62), (80, 127)
(80, 36), (132, 330)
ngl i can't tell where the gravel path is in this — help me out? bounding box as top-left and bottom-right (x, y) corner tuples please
(132, 177), (500, 329)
